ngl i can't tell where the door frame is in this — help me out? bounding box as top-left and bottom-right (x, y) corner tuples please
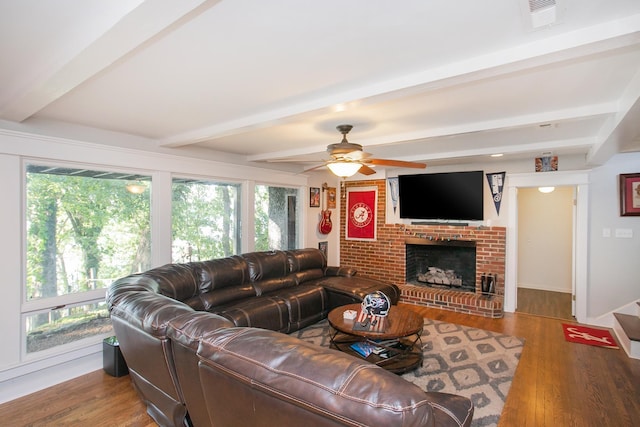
(504, 171), (589, 323)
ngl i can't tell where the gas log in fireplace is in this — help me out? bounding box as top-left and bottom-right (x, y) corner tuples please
(405, 238), (476, 293)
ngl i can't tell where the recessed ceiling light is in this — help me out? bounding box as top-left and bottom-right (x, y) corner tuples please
(490, 153), (503, 158)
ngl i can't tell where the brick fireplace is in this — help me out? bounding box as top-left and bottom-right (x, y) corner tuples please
(339, 179), (505, 318)
(405, 238), (477, 292)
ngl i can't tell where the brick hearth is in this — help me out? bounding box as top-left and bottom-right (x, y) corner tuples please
(339, 179), (505, 318)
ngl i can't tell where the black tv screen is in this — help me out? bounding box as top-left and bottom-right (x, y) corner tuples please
(398, 171), (484, 221)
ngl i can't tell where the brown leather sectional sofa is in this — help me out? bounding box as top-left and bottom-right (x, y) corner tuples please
(107, 248), (473, 427)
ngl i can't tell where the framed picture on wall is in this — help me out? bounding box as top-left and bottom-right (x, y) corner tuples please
(619, 173), (640, 216)
(535, 155), (558, 172)
(318, 241), (328, 259)
(326, 187), (336, 209)
(310, 187), (320, 207)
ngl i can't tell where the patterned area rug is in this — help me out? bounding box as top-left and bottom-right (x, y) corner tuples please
(293, 318), (524, 427)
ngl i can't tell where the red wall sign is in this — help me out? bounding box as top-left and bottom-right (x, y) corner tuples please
(346, 187), (377, 240)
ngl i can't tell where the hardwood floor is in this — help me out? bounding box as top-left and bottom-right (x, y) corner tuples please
(1, 304), (638, 426)
(516, 287), (574, 320)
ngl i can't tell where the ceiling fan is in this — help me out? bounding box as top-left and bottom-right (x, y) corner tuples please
(304, 124), (427, 177)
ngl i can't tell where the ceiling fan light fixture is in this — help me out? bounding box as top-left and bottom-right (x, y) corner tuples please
(327, 161), (361, 178)
(126, 182), (147, 194)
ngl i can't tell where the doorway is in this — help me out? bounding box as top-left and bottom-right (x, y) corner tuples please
(515, 186), (575, 320)
(504, 171), (589, 323)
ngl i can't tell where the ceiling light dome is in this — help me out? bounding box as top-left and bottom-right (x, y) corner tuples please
(538, 186), (555, 193)
(326, 161), (361, 178)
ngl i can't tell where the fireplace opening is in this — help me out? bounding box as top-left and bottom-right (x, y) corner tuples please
(405, 241), (476, 293)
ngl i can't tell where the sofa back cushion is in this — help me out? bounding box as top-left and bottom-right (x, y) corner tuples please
(285, 248), (327, 285)
(186, 256), (254, 310)
(251, 276), (297, 295)
(143, 263), (200, 302)
(197, 327), (434, 427)
(291, 268), (325, 285)
(242, 251), (289, 282)
(196, 256), (248, 292)
(286, 248), (326, 272)
(196, 284), (256, 311)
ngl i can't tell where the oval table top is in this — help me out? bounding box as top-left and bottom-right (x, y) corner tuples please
(328, 303), (424, 340)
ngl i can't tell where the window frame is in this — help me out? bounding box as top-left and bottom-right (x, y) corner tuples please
(21, 159), (153, 360)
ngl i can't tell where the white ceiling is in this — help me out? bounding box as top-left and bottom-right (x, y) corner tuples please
(1, 0), (640, 173)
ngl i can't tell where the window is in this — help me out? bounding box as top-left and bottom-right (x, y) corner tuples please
(24, 164), (151, 354)
(255, 185), (300, 251)
(25, 301), (111, 354)
(172, 178), (241, 262)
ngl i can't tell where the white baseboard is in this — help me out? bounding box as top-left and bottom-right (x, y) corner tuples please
(518, 283), (572, 293)
(0, 351), (102, 404)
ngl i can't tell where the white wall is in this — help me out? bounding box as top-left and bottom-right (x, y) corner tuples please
(517, 186), (574, 293)
(587, 152), (640, 319)
(305, 173), (342, 266)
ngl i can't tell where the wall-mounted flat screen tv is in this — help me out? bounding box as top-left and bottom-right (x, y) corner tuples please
(398, 171), (484, 221)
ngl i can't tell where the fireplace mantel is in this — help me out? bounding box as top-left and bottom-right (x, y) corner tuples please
(405, 237), (476, 248)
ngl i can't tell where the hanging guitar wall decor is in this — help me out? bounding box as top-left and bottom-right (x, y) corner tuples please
(319, 182), (332, 235)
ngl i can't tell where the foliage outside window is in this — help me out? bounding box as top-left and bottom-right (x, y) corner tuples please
(172, 178), (241, 262)
(25, 301), (111, 354)
(255, 185), (300, 251)
(25, 164), (151, 354)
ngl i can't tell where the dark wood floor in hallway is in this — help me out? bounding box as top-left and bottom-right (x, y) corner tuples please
(1, 303), (638, 426)
(516, 287), (574, 320)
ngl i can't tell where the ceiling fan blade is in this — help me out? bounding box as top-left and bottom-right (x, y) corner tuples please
(302, 164), (327, 173)
(365, 158), (426, 169)
(358, 164), (377, 175)
(266, 157), (325, 163)
(343, 151), (371, 161)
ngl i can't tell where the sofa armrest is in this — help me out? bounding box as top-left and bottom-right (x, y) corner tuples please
(325, 266), (357, 277)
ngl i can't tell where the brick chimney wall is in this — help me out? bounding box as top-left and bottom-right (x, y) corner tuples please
(339, 179), (505, 318)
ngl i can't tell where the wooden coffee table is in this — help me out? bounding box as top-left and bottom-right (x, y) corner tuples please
(327, 304), (424, 374)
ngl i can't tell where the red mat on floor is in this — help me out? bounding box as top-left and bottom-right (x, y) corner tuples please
(562, 323), (619, 349)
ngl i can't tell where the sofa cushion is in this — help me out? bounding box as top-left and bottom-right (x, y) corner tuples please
(214, 296), (290, 331)
(251, 276), (297, 295)
(197, 327), (435, 427)
(242, 251), (289, 281)
(292, 268), (325, 285)
(265, 284), (329, 332)
(143, 263), (201, 302)
(285, 247), (326, 272)
(196, 256), (248, 292)
(196, 284), (256, 311)
(109, 291), (195, 334)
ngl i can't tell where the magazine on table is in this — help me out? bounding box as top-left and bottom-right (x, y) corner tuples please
(350, 342), (390, 358)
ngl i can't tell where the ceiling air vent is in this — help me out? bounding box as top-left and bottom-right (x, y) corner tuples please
(524, 0), (558, 29)
(529, 0), (556, 12)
